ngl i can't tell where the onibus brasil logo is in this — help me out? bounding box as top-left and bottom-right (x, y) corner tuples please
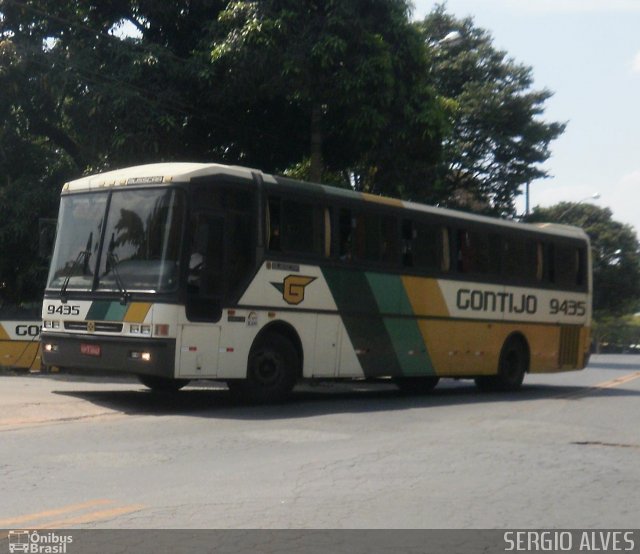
(7, 531), (73, 554)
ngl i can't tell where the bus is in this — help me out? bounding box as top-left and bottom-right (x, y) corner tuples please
(0, 304), (42, 370)
(41, 163), (591, 402)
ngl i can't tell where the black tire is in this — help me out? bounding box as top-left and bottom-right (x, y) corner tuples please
(475, 337), (528, 392)
(138, 374), (190, 393)
(474, 375), (498, 392)
(394, 375), (440, 394)
(227, 333), (299, 403)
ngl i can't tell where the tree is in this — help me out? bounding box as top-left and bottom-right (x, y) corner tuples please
(0, 0), (565, 304)
(416, 5), (565, 217)
(0, 0), (228, 303)
(210, 0), (446, 187)
(527, 203), (640, 318)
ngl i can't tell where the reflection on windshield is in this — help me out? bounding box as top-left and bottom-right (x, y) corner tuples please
(47, 195), (105, 291)
(47, 188), (184, 293)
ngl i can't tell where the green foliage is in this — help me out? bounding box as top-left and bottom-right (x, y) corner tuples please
(527, 203), (640, 318)
(209, 0), (446, 189)
(0, 0), (227, 302)
(592, 315), (640, 353)
(0, 0), (563, 303)
(416, 5), (565, 217)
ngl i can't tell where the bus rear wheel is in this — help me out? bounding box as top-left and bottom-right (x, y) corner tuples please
(475, 337), (528, 392)
(138, 375), (190, 393)
(228, 333), (299, 403)
(394, 376), (440, 394)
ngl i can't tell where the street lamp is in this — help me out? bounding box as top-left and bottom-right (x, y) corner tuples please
(428, 30), (463, 50)
(558, 193), (601, 220)
(438, 31), (462, 47)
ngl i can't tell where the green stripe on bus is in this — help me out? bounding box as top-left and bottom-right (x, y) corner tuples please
(86, 301), (111, 321)
(381, 317), (435, 376)
(86, 301), (127, 321)
(365, 273), (436, 376)
(321, 267), (402, 377)
(104, 302), (128, 321)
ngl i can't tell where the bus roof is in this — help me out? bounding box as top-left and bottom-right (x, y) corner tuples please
(62, 162), (256, 191)
(63, 162), (588, 242)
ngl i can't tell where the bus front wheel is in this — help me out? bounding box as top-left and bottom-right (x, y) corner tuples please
(138, 375), (190, 393)
(475, 337), (528, 392)
(228, 333), (299, 403)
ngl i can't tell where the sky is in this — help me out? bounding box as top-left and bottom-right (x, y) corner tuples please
(413, 0), (640, 230)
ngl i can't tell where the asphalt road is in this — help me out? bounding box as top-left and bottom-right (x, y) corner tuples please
(0, 354), (639, 529)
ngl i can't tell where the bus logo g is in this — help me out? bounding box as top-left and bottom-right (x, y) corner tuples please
(272, 275), (316, 305)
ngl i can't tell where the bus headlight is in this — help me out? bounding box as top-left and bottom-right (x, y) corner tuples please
(130, 324), (151, 335)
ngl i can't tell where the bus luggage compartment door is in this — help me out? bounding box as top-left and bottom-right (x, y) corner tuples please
(178, 325), (221, 378)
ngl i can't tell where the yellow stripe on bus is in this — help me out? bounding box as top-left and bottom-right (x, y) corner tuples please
(0, 341), (41, 369)
(361, 192), (404, 208)
(124, 303), (152, 323)
(401, 276), (449, 318)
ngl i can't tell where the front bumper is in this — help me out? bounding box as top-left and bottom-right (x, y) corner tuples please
(41, 332), (176, 378)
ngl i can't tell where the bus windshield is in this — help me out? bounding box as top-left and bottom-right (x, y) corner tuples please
(47, 188), (185, 293)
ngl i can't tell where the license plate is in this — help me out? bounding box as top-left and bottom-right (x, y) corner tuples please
(80, 343), (101, 357)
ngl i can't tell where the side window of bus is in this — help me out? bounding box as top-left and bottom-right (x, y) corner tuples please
(354, 213), (378, 262)
(267, 197), (282, 251)
(402, 220), (449, 272)
(554, 244), (585, 288)
(338, 209), (354, 261)
(267, 196), (324, 256)
(227, 210), (252, 296)
(576, 247), (587, 287)
(185, 212), (225, 323)
(189, 184), (254, 300)
(284, 199), (323, 255)
(380, 216), (399, 265)
(456, 229), (501, 276)
(503, 239), (543, 283)
(344, 211), (398, 265)
(547, 243), (556, 283)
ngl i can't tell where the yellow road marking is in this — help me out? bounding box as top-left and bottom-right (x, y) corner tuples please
(38, 504), (145, 529)
(0, 499), (113, 527)
(593, 370), (640, 389)
(0, 411), (119, 431)
(562, 370), (640, 399)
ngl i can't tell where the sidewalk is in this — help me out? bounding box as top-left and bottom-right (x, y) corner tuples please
(0, 372), (135, 431)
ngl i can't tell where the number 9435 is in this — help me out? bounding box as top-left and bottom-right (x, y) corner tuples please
(46, 304), (81, 316)
(549, 299), (586, 317)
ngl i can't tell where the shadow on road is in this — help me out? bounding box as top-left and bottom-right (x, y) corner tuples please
(51, 379), (640, 421)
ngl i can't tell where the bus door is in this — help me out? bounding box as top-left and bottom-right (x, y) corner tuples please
(179, 212), (225, 378)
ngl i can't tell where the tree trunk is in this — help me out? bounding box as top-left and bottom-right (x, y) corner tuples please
(309, 103), (323, 183)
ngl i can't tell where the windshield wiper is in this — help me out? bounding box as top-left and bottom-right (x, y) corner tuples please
(60, 233), (93, 303)
(106, 251), (131, 305)
(60, 251), (89, 302)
